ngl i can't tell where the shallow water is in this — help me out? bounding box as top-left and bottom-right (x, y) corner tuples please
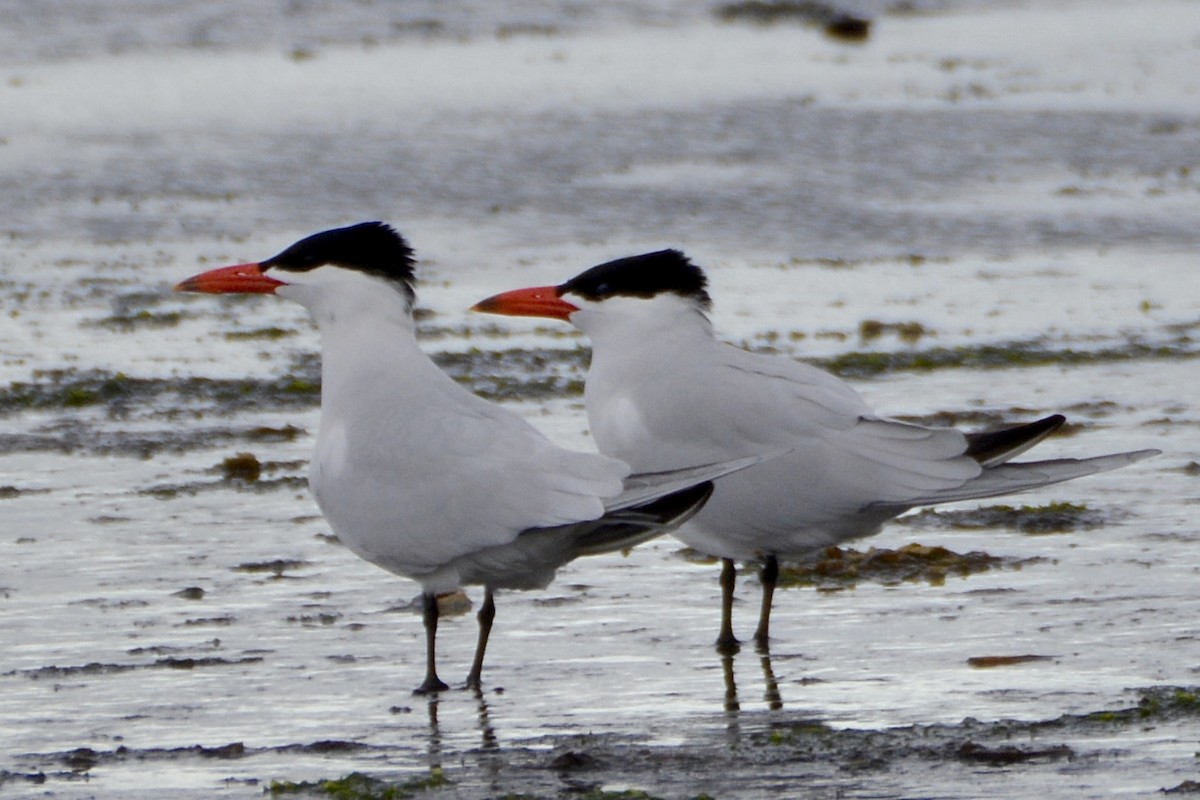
(2, 1), (1199, 797)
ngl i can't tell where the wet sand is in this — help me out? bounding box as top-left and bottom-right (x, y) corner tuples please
(1, 0), (1199, 797)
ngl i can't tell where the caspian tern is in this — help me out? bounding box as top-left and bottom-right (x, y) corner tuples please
(473, 249), (1160, 653)
(175, 225), (750, 693)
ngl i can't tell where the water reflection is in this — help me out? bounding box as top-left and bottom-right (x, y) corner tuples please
(472, 687), (508, 795)
(425, 696), (443, 771)
(473, 687), (499, 751)
(760, 650), (783, 712)
(722, 646), (785, 717)
(722, 652), (740, 715)
(722, 651), (742, 746)
(421, 686), (502, 757)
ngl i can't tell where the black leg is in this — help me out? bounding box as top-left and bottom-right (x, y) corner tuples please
(414, 592), (449, 695)
(752, 555), (779, 652)
(715, 558), (741, 655)
(466, 587), (496, 690)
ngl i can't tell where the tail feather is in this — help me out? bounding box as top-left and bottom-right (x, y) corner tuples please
(873, 448), (1160, 509)
(607, 453), (769, 512)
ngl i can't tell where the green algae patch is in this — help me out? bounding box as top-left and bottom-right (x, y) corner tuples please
(24, 686), (1200, 797)
(269, 768), (451, 799)
(283, 377), (319, 395)
(758, 720), (836, 746)
(87, 310), (186, 331)
(0, 347), (592, 419)
(0, 485), (46, 499)
(434, 346), (588, 402)
(813, 339), (1200, 379)
(286, 611), (341, 627)
(955, 686), (1200, 732)
(777, 543), (1034, 589)
(56, 372), (132, 408)
(224, 327), (297, 341)
(897, 405), (1106, 439)
(14, 336), (1189, 421)
(265, 772), (679, 800)
(1082, 687), (1200, 725)
(899, 502), (1111, 535)
(13, 656), (263, 680)
(139, 477), (305, 498)
(858, 319), (931, 344)
(85, 289), (192, 331)
(0, 369), (323, 416)
(737, 686), (1200, 765)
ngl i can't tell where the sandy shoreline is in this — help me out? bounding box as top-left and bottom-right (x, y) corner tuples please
(1, 0), (1197, 797)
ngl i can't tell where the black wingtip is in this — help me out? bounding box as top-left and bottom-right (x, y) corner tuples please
(965, 414), (1067, 467)
(570, 481), (715, 556)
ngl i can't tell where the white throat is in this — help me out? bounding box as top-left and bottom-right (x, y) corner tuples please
(569, 292), (713, 352)
(276, 265), (415, 335)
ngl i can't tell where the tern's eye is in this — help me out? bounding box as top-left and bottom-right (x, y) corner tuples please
(593, 283), (610, 296)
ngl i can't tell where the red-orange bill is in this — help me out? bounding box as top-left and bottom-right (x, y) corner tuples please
(175, 263), (285, 294)
(471, 286), (578, 321)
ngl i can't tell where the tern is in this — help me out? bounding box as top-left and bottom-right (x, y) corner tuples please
(176, 225), (749, 693)
(473, 249), (1160, 653)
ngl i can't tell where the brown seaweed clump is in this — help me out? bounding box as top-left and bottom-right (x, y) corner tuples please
(777, 543), (1036, 589)
(714, 1), (871, 42)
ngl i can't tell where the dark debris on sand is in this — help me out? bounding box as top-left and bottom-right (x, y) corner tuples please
(32, 686), (1183, 799)
(898, 502), (1115, 535)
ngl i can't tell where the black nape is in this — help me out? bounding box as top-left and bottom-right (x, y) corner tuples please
(261, 222), (416, 303)
(560, 250), (712, 308)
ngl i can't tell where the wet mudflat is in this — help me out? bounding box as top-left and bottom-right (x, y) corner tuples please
(2, 0), (1199, 797)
